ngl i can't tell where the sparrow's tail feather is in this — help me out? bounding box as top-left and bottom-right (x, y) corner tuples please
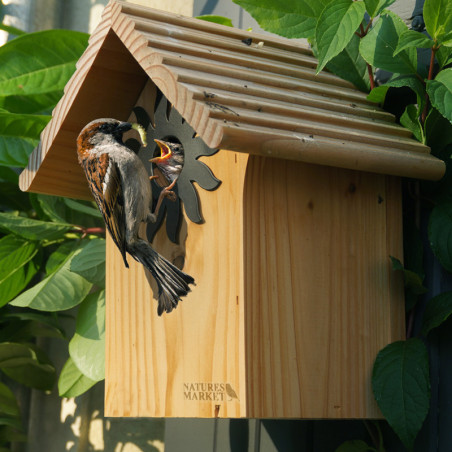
(127, 240), (195, 315)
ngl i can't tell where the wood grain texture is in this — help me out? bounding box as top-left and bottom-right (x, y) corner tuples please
(19, 0), (444, 200)
(105, 148), (249, 418)
(242, 157), (405, 418)
(105, 87), (405, 417)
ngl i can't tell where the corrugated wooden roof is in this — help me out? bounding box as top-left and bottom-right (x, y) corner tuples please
(19, 0), (445, 199)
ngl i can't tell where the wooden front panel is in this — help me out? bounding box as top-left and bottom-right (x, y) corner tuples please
(105, 147), (404, 419)
(243, 157), (405, 418)
(105, 150), (249, 417)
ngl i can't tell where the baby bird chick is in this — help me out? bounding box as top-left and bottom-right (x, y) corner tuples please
(149, 139), (185, 216)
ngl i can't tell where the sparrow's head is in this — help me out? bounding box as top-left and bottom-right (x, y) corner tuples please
(77, 118), (132, 156)
(150, 139), (183, 166)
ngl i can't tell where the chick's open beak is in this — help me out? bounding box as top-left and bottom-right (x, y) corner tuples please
(150, 139), (172, 163)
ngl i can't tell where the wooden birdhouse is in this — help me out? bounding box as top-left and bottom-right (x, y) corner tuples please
(19, 0), (445, 419)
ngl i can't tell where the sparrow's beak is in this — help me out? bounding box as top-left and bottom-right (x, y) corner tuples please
(116, 122), (132, 133)
(150, 139), (172, 163)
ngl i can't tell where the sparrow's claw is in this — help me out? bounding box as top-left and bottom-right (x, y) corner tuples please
(147, 212), (157, 223)
(163, 189), (177, 202)
(152, 186), (177, 218)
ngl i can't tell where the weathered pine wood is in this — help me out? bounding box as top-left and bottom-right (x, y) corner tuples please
(215, 122), (444, 180)
(189, 88), (408, 137)
(133, 26), (352, 89)
(133, 26), (356, 92)
(19, 0), (445, 199)
(242, 157), (405, 418)
(157, 52), (372, 106)
(105, 129), (249, 417)
(180, 74), (395, 121)
(205, 104), (422, 151)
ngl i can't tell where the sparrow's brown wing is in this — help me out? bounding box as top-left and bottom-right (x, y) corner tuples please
(81, 153), (128, 267)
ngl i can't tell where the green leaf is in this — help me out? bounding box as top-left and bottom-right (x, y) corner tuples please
(400, 104), (423, 142)
(0, 112), (49, 167)
(70, 238), (105, 286)
(360, 11), (417, 74)
(394, 30), (434, 56)
(428, 202), (452, 272)
(36, 195), (70, 223)
(441, 30), (452, 46)
(0, 23), (25, 36)
(424, 107), (452, 152)
(0, 212), (73, 241)
(0, 342), (56, 390)
(58, 357), (97, 398)
(363, 0), (395, 18)
(9, 242), (93, 311)
(3, 319), (64, 342)
(372, 338), (430, 451)
(0, 311), (63, 327)
(367, 86), (389, 104)
(390, 256), (427, 296)
(0, 418), (22, 433)
(45, 241), (78, 275)
(0, 91), (62, 115)
(0, 312), (66, 341)
(63, 198), (102, 219)
(436, 45), (452, 69)
(423, 0), (452, 42)
(0, 382), (20, 418)
(325, 33), (370, 92)
(0, 181), (32, 211)
(315, 0), (366, 73)
(335, 439), (376, 452)
(37, 195), (103, 227)
(0, 235), (38, 307)
(426, 69), (452, 124)
(69, 291), (105, 381)
(422, 291), (452, 335)
(0, 30), (88, 97)
(196, 15), (233, 27)
(366, 74), (425, 110)
(0, 425), (27, 443)
(0, 167), (19, 184)
(0, 30), (88, 162)
(232, 0), (333, 39)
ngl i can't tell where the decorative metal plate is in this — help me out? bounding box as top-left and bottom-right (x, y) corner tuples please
(125, 89), (221, 244)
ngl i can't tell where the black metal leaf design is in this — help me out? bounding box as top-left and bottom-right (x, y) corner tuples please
(131, 89), (221, 244)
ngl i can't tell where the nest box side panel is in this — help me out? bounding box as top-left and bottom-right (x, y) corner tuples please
(105, 149), (249, 418)
(243, 156), (405, 419)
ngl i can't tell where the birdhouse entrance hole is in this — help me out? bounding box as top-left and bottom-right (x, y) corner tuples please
(150, 136), (184, 189)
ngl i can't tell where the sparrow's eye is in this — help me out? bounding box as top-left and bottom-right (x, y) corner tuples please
(99, 123), (111, 133)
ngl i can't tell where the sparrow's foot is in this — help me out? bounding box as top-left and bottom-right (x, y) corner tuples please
(163, 189), (177, 202)
(152, 186), (178, 218)
(147, 213), (157, 223)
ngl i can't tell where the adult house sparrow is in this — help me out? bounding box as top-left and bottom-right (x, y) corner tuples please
(149, 139), (184, 216)
(77, 118), (195, 315)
